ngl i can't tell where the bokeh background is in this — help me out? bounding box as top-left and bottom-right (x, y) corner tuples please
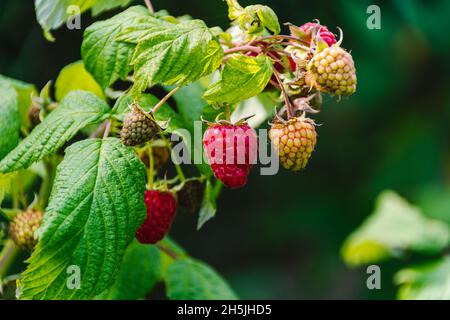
(1, 0), (450, 299)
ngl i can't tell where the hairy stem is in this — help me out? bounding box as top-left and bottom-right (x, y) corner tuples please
(224, 45), (262, 55)
(144, 0), (154, 13)
(151, 86), (181, 114)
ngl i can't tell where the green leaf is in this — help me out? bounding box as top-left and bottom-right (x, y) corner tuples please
(395, 256), (450, 300)
(341, 191), (450, 266)
(165, 258), (237, 300)
(203, 54), (273, 107)
(102, 240), (161, 300)
(82, 6), (149, 89)
(243, 5), (280, 35)
(0, 83), (20, 160)
(0, 173), (16, 207)
(197, 179), (220, 230)
(117, 18), (224, 95)
(226, 1), (280, 35)
(18, 138), (147, 299)
(34, 0), (97, 41)
(55, 61), (104, 101)
(0, 90), (110, 174)
(0, 75), (37, 128)
(91, 0), (133, 16)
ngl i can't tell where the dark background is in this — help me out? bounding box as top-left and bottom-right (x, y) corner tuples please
(1, 0), (450, 299)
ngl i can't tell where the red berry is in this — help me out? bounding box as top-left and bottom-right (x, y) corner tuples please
(299, 22), (336, 47)
(135, 190), (177, 244)
(203, 123), (258, 189)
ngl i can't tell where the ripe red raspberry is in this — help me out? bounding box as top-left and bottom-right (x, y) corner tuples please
(269, 117), (317, 172)
(135, 190), (177, 244)
(203, 123), (258, 189)
(299, 22), (336, 47)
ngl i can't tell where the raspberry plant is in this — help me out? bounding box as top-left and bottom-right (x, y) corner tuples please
(0, 0), (357, 299)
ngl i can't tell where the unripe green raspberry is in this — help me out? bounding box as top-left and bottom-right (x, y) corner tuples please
(307, 46), (357, 96)
(120, 104), (161, 147)
(9, 209), (44, 250)
(269, 117), (317, 172)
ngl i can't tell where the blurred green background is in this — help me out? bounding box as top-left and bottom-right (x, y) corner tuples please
(1, 0), (450, 299)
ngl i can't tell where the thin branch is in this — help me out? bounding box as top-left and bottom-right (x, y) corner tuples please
(152, 86), (181, 114)
(224, 45), (263, 55)
(144, 0), (154, 13)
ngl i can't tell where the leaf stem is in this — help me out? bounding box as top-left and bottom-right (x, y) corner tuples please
(144, 0), (154, 13)
(0, 240), (20, 280)
(224, 45), (262, 55)
(151, 86), (181, 114)
(156, 243), (178, 260)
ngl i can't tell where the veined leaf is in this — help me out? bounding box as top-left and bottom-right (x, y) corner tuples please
(82, 6), (149, 89)
(203, 54), (273, 107)
(0, 82), (20, 160)
(395, 256), (450, 300)
(117, 18), (224, 95)
(165, 258), (237, 300)
(91, 0), (133, 16)
(0, 90), (110, 174)
(55, 61), (104, 101)
(0, 75), (37, 129)
(341, 191), (450, 266)
(18, 138), (147, 299)
(34, 0), (97, 41)
(102, 240), (161, 300)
